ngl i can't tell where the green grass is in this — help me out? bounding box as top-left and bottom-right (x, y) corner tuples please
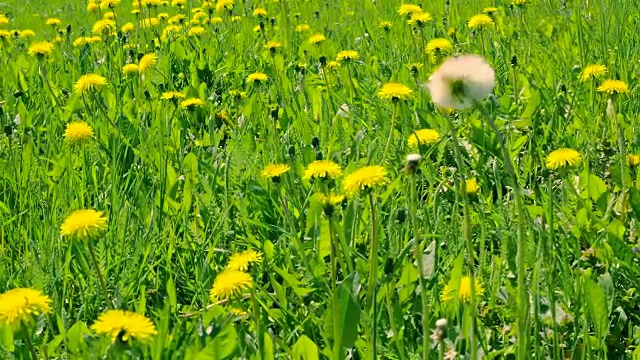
(2, 0), (640, 358)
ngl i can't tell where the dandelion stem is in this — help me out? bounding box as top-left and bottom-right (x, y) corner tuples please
(474, 101), (529, 359)
(446, 118), (478, 360)
(86, 240), (113, 309)
(21, 322), (38, 360)
(408, 170), (431, 360)
(546, 176), (561, 359)
(250, 286), (264, 360)
(365, 192), (379, 359)
(382, 103), (398, 162)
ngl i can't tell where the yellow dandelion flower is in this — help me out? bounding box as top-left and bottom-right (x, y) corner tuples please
(226, 250), (263, 271)
(60, 209), (108, 239)
(141, 18), (160, 28)
(463, 177), (479, 195)
(512, 0), (527, 5)
(408, 129), (440, 147)
(304, 160), (343, 180)
(262, 164), (290, 179)
(468, 14), (494, 30)
(157, 13), (170, 20)
(121, 22), (135, 33)
(336, 50), (359, 62)
(172, 0), (186, 6)
(88, 36), (102, 43)
(627, 154), (640, 167)
(210, 270), (253, 300)
(46, 18), (62, 26)
(161, 91), (186, 101)
(229, 89), (247, 99)
(0, 288), (52, 328)
(295, 24), (310, 32)
(483, 7), (499, 14)
(168, 14), (187, 24)
(398, 4), (423, 16)
(378, 20), (393, 30)
(181, 98), (205, 109)
(19, 30), (36, 38)
(0, 30), (10, 39)
(378, 83), (413, 101)
(308, 33), (326, 45)
(211, 16), (223, 24)
(326, 60), (340, 70)
(342, 166), (389, 196)
(0, 15), (8, 25)
(253, 7), (267, 17)
(264, 40), (282, 51)
(231, 16), (242, 22)
(100, 0), (120, 9)
(216, 0), (234, 11)
(123, 63), (140, 76)
(28, 41), (54, 57)
(425, 38), (453, 54)
(247, 72), (269, 84)
(73, 37), (89, 47)
(408, 12), (432, 25)
(74, 74), (108, 94)
(546, 148), (581, 170)
(103, 12), (116, 20)
(91, 310), (157, 343)
(188, 26), (205, 36)
(319, 193), (345, 206)
(441, 276), (484, 303)
(64, 121), (94, 143)
(597, 79), (629, 95)
(138, 53), (157, 73)
(87, 2), (99, 11)
(579, 64), (606, 82)
(92, 19), (116, 35)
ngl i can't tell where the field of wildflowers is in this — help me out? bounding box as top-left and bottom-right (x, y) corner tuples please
(2, 0), (640, 358)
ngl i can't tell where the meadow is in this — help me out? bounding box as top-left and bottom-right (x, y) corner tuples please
(1, 0), (640, 358)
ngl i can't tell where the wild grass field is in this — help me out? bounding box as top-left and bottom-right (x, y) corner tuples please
(2, 0), (640, 358)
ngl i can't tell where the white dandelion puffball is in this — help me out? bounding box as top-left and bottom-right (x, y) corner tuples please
(427, 54), (495, 110)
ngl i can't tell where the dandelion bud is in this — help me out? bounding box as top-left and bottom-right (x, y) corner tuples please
(319, 56), (327, 66)
(3, 125), (12, 136)
(288, 145), (296, 157)
(66, 24), (72, 34)
(510, 55), (518, 67)
(315, 152), (323, 161)
(314, 10), (320, 18)
(405, 153), (422, 172)
(311, 136), (320, 148)
(259, 21), (265, 30)
(396, 208), (407, 223)
(270, 105), (279, 120)
(270, 17), (276, 26)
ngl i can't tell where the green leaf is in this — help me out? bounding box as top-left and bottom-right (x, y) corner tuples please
(334, 272), (361, 351)
(167, 277), (177, 310)
(66, 321), (90, 354)
(292, 335), (319, 360)
(195, 323), (237, 360)
(583, 276), (609, 345)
